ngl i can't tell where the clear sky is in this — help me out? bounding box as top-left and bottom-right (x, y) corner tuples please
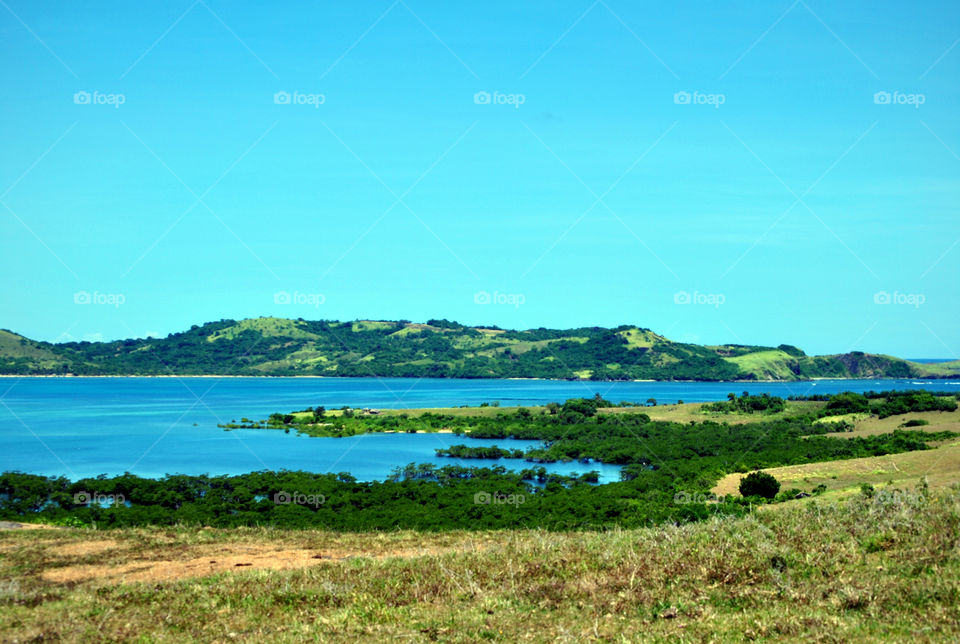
(1, 1), (958, 358)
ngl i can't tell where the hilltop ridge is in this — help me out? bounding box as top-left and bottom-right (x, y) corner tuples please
(1, 317), (958, 381)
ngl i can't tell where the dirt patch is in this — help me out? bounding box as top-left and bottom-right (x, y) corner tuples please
(49, 540), (124, 557)
(43, 548), (324, 584)
(40, 543), (473, 585)
(0, 521), (59, 530)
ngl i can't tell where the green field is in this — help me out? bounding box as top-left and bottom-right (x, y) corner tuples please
(2, 485), (958, 642)
(724, 349), (802, 380)
(914, 359), (960, 376)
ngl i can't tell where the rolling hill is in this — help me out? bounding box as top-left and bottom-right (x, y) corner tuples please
(1, 317), (958, 381)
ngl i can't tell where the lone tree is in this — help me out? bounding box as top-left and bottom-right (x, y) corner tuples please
(739, 471), (781, 499)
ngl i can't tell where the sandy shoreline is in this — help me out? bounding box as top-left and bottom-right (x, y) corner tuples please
(380, 429), (455, 434)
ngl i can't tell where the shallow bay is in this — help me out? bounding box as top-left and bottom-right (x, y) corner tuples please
(2, 377), (956, 481)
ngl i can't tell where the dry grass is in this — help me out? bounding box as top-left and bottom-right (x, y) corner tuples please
(303, 400), (827, 423)
(713, 440), (960, 499)
(2, 487), (959, 642)
(603, 400), (824, 425)
(377, 405), (535, 418)
(712, 408), (960, 499)
(823, 408), (960, 438)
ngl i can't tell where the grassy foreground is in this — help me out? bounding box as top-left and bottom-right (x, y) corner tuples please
(2, 485), (959, 642)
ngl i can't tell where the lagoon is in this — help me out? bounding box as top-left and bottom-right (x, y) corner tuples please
(1, 377), (957, 482)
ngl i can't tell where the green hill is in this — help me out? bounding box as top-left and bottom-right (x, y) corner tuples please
(0, 329), (72, 373)
(0, 318), (957, 381)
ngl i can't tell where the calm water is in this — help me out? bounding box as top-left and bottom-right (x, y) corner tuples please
(2, 377), (957, 482)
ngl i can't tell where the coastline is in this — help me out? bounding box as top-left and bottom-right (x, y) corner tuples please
(0, 374), (950, 383)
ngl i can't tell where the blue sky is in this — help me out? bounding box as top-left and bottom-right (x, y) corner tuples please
(1, 1), (958, 358)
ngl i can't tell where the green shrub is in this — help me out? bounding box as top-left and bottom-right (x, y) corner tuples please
(739, 471), (781, 499)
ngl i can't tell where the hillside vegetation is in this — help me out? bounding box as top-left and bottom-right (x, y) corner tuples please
(1, 317), (958, 380)
(2, 485), (958, 642)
